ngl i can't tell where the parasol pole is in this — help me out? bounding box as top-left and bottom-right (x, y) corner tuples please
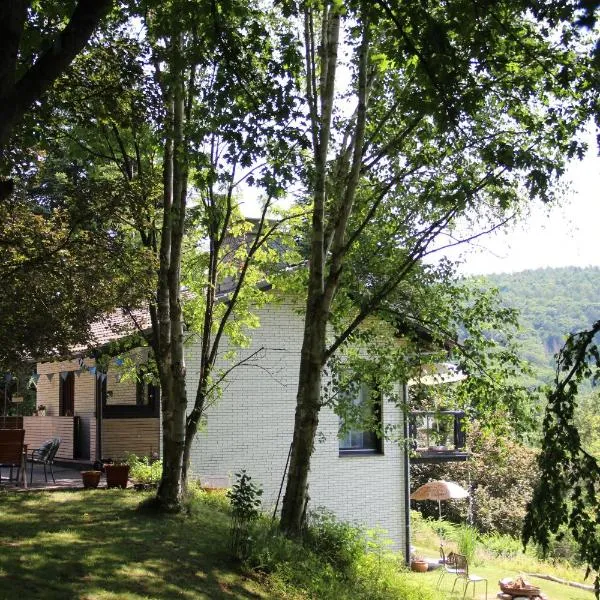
(438, 499), (442, 519)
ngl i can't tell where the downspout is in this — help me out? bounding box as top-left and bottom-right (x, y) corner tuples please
(402, 383), (411, 565)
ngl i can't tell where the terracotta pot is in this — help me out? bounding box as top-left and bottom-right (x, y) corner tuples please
(410, 560), (429, 573)
(81, 470), (101, 489)
(104, 464), (130, 489)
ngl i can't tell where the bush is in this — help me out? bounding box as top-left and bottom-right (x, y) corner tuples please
(126, 453), (162, 485)
(303, 509), (367, 577)
(246, 511), (443, 600)
(227, 470), (262, 560)
(480, 531), (523, 558)
(455, 525), (478, 563)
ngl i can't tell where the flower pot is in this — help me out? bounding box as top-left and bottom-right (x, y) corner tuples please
(104, 464), (130, 489)
(81, 470), (101, 489)
(411, 560), (429, 573)
(38, 409), (46, 416)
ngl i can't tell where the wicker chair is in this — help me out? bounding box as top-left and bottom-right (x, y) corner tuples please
(29, 437), (61, 484)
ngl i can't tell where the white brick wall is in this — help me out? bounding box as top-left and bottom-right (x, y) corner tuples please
(185, 301), (408, 554)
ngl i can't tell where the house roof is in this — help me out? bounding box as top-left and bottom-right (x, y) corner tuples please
(70, 307), (151, 354)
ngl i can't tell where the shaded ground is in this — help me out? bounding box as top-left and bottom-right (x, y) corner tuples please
(1, 463), (90, 490)
(0, 489), (274, 600)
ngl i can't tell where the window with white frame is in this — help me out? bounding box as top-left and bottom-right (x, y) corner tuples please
(339, 383), (383, 454)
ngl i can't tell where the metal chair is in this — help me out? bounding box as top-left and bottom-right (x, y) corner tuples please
(29, 437), (61, 484)
(437, 546), (465, 589)
(450, 553), (487, 599)
(0, 429), (25, 483)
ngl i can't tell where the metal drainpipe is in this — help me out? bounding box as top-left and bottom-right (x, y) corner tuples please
(402, 383), (411, 565)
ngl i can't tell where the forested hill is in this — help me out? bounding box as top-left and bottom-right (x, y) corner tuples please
(478, 266), (600, 383)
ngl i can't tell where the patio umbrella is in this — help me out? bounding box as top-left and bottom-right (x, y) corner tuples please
(410, 480), (469, 519)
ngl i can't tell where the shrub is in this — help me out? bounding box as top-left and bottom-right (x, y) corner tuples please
(455, 525), (478, 563)
(247, 514), (443, 600)
(227, 470), (262, 560)
(126, 453), (162, 485)
(480, 531), (523, 558)
(303, 509), (367, 577)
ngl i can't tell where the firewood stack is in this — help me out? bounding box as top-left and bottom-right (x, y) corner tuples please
(497, 576), (548, 599)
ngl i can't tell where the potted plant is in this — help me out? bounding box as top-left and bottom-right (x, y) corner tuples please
(81, 470), (101, 489)
(410, 555), (429, 572)
(37, 404), (46, 416)
(104, 460), (130, 489)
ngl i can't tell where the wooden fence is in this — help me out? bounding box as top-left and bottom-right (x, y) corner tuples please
(0, 416), (23, 429)
(23, 416), (76, 459)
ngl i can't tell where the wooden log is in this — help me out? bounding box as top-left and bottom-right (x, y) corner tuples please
(525, 572), (595, 592)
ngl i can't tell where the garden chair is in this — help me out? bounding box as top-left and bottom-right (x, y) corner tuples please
(0, 429), (25, 483)
(437, 546), (465, 589)
(450, 553), (487, 599)
(29, 437), (61, 484)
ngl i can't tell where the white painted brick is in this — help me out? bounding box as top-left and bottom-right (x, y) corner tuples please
(185, 301), (408, 554)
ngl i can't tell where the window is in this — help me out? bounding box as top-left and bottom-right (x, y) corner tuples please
(339, 383), (383, 454)
(99, 370), (160, 419)
(59, 371), (75, 416)
(136, 377), (159, 407)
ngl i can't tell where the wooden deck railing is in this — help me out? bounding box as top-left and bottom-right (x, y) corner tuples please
(0, 416), (24, 429)
(23, 416), (76, 459)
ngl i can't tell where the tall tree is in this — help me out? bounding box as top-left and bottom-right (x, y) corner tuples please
(27, 9), (301, 510)
(0, 0), (112, 197)
(279, 0), (591, 536)
(523, 323), (600, 596)
(137, 0), (301, 509)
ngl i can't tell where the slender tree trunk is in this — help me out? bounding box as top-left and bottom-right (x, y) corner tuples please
(280, 1), (372, 536)
(156, 32), (188, 510)
(280, 298), (328, 535)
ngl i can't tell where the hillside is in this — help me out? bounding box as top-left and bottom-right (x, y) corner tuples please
(479, 266), (600, 384)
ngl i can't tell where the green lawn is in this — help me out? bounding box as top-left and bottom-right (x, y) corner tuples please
(411, 526), (595, 600)
(0, 489), (595, 600)
(0, 488), (273, 600)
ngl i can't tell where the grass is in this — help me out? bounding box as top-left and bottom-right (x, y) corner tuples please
(0, 489), (595, 600)
(410, 514), (595, 600)
(0, 487), (273, 600)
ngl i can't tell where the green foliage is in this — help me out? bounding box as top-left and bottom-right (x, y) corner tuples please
(227, 470), (263, 560)
(248, 513), (442, 600)
(480, 531), (525, 559)
(125, 453), (162, 485)
(482, 267), (600, 389)
(303, 509), (367, 577)
(455, 525), (479, 564)
(412, 424), (539, 537)
(523, 320), (600, 597)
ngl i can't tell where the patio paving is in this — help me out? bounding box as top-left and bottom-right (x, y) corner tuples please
(0, 464), (115, 490)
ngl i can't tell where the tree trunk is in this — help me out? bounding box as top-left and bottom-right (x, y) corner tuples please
(279, 1), (340, 537)
(280, 294), (328, 536)
(155, 31), (188, 511)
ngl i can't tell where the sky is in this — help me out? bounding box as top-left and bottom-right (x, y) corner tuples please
(447, 133), (600, 276)
(239, 132), (600, 278)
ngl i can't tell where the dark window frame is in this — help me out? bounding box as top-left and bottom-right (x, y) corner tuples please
(339, 384), (383, 456)
(99, 373), (160, 419)
(59, 371), (75, 416)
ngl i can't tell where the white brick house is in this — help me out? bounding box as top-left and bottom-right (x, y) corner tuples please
(185, 300), (411, 557)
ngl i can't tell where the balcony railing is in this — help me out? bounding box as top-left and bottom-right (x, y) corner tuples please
(408, 410), (469, 463)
